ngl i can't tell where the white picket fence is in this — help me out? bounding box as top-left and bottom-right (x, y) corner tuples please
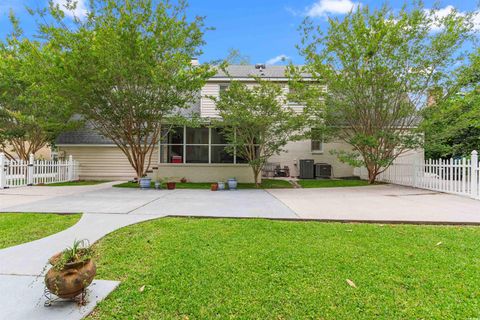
(354, 151), (480, 199)
(0, 153), (79, 188)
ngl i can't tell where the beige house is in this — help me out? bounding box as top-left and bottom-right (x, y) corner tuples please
(56, 64), (361, 182)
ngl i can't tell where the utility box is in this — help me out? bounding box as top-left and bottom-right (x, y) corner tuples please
(299, 159), (315, 179)
(315, 163), (332, 179)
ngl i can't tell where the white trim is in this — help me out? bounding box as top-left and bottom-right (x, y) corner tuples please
(57, 144), (120, 147)
(157, 163), (250, 168)
(208, 77), (314, 82)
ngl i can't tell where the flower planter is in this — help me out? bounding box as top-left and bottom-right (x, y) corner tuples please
(227, 178), (238, 190)
(166, 182), (176, 190)
(217, 182), (225, 190)
(44, 252), (96, 299)
(139, 178), (151, 189)
(211, 183), (218, 191)
(154, 181), (162, 190)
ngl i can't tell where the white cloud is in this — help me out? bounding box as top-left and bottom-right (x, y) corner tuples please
(53, 0), (88, 19)
(307, 0), (360, 18)
(425, 6), (480, 32)
(266, 54), (290, 65)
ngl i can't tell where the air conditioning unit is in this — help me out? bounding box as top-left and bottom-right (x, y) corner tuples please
(315, 163), (332, 179)
(299, 159), (315, 179)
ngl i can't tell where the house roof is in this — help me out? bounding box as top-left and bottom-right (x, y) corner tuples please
(211, 65), (312, 80)
(56, 122), (114, 145)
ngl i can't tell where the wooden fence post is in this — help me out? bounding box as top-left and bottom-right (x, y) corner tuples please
(471, 150), (478, 198)
(27, 153), (34, 186)
(0, 153), (5, 189)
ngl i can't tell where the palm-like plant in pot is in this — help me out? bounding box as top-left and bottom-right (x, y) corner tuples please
(45, 239), (96, 299)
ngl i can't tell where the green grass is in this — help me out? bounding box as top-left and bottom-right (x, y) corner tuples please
(41, 180), (109, 187)
(113, 179), (293, 189)
(0, 213), (81, 249)
(298, 179), (372, 188)
(90, 218), (480, 319)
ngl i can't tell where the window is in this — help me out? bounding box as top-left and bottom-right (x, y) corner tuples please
(219, 84), (229, 94)
(311, 129), (323, 153)
(159, 126), (239, 164)
(288, 86), (301, 105)
(211, 128), (234, 163)
(160, 126), (184, 163)
(185, 127), (209, 163)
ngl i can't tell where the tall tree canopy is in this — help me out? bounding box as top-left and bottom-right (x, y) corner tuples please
(295, 2), (474, 183)
(422, 49), (480, 158)
(212, 78), (307, 186)
(0, 13), (76, 160)
(37, 0), (214, 178)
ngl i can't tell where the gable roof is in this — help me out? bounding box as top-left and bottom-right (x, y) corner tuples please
(211, 65), (312, 80)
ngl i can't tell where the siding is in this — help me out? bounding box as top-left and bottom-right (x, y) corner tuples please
(200, 82), (307, 118)
(58, 146), (158, 180)
(200, 83), (222, 118)
(268, 140), (356, 178)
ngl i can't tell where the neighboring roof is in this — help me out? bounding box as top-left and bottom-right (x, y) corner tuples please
(56, 98), (200, 145)
(211, 65), (312, 80)
(56, 122), (114, 145)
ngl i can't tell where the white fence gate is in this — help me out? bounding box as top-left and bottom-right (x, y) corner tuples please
(354, 151), (480, 199)
(0, 153), (79, 189)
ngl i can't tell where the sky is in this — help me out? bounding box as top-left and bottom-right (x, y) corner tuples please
(0, 0), (479, 65)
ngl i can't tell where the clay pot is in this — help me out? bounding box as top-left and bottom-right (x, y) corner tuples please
(211, 183), (218, 191)
(166, 182), (176, 190)
(45, 253), (96, 299)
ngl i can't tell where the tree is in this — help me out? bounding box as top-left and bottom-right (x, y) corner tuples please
(0, 13), (76, 160)
(295, 2), (474, 183)
(37, 0), (214, 178)
(421, 49), (480, 158)
(212, 77), (307, 187)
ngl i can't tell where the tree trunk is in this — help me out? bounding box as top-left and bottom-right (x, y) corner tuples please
(253, 167), (262, 188)
(367, 164), (378, 184)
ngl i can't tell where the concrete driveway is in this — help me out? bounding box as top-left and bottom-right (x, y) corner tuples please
(0, 182), (297, 218)
(268, 184), (480, 224)
(2, 182), (480, 223)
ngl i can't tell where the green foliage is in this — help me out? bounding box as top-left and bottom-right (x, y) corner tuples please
(35, 0), (214, 177)
(52, 239), (93, 271)
(0, 13), (78, 160)
(42, 180), (110, 186)
(91, 217), (480, 319)
(421, 49), (480, 158)
(295, 2), (474, 183)
(0, 213), (81, 249)
(212, 77), (308, 185)
(298, 179), (372, 188)
(113, 179), (293, 189)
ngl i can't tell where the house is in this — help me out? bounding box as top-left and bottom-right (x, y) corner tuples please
(55, 64), (361, 182)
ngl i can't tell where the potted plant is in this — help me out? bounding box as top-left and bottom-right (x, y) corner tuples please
(227, 178), (238, 190)
(211, 183), (218, 191)
(44, 239), (96, 300)
(139, 174), (152, 189)
(217, 181), (225, 190)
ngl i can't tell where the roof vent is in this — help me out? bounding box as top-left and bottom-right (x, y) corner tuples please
(255, 63), (266, 70)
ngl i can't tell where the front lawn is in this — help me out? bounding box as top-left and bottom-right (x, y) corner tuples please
(298, 179), (372, 188)
(113, 179), (293, 189)
(90, 218), (480, 319)
(0, 213), (81, 249)
(41, 180), (109, 187)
